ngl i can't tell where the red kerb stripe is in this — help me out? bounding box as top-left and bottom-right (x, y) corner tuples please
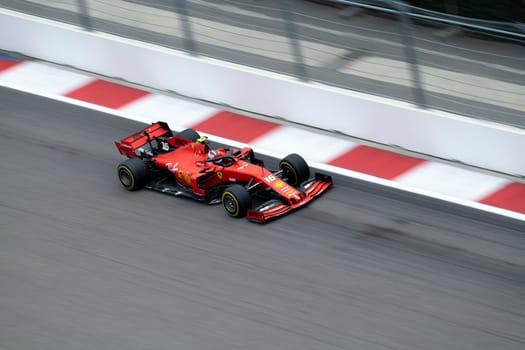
(190, 111), (281, 143)
(64, 80), (150, 109)
(328, 145), (426, 179)
(479, 182), (525, 214)
(0, 59), (22, 72)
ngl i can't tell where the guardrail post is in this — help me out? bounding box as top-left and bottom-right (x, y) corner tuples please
(394, 1), (427, 108)
(281, 0), (308, 81)
(77, 0), (93, 31)
(173, 0), (196, 54)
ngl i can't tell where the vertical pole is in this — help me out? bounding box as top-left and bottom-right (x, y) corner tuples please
(281, 0), (307, 81)
(77, 0), (93, 31)
(395, 1), (426, 108)
(174, 0), (196, 54)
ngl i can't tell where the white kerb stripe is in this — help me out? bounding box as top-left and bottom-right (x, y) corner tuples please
(395, 162), (511, 201)
(0, 61), (94, 95)
(120, 94), (219, 128)
(1, 79), (523, 221)
(250, 126), (359, 163)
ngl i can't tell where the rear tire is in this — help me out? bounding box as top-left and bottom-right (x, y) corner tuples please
(279, 153), (310, 186)
(117, 158), (149, 191)
(177, 128), (200, 142)
(222, 185), (251, 218)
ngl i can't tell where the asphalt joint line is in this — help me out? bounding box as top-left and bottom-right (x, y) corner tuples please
(337, 6), (366, 20)
(322, 48), (370, 71)
(432, 26), (464, 41)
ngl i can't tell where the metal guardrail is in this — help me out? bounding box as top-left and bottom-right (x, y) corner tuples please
(332, 1), (525, 38)
(0, 0), (524, 127)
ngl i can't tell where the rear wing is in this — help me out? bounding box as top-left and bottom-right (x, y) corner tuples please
(115, 121), (172, 158)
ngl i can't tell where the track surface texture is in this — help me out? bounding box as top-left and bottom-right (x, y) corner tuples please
(1, 87), (524, 350)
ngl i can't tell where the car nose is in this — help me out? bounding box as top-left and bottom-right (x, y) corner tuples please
(290, 193), (303, 204)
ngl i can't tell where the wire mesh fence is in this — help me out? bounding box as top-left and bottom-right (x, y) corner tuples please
(0, 0), (524, 127)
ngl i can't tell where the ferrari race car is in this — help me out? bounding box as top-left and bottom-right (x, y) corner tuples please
(115, 122), (332, 222)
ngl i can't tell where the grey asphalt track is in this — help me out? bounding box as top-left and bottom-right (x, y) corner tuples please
(1, 87), (524, 350)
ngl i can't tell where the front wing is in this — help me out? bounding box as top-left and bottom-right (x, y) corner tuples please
(246, 173), (333, 223)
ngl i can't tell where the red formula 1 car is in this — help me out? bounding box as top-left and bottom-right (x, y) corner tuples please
(115, 122), (332, 222)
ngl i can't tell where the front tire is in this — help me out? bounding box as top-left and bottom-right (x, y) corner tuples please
(279, 153), (310, 186)
(117, 158), (149, 191)
(222, 185), (251, 218)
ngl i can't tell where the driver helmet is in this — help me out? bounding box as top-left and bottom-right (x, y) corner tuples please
(208, 150), (218, 159)
(207, 149), (224, 164)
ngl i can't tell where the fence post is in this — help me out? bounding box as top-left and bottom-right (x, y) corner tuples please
(77, 0), (93, 31)
(173, 0), (196, 54)
(394, 1), (426, 108)
(281, 0), (307, 80)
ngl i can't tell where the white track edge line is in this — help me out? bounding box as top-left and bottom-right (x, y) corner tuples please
(2, 80), (524, 222)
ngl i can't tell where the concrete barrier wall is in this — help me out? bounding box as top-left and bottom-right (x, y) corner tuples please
(1, 10), (523, 176)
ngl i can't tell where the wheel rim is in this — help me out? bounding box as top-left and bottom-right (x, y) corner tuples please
(223, 195), (237, 214)
(119, 168), (132, 187)
(282, 164), (297, 184)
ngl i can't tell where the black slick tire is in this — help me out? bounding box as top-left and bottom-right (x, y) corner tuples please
(279, 153), (310, 186)
(117, 158), (149, 191)
(222, 185), (251, 218)
(177, 128), (200, 142)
